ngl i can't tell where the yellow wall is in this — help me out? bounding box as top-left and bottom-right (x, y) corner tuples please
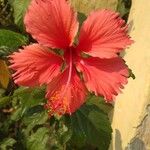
(110, 0), (150, 149)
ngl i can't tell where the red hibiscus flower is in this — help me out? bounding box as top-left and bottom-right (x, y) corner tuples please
(9, 0), (133, 115)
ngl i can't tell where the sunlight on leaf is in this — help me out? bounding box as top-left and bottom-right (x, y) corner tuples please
(0, 138), (16, 150)
(0, 29), (28, 58)
(0, 29), (28, 49)
(26, 127), (49, 150)
(9, 0), (31, 31)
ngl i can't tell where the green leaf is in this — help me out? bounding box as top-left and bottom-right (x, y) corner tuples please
(87, 94), (113, 114)
(0, 29), (28, 57)
(77, 12), (87, 28)
(0, 138), (16, 150)
(26, 127), (49, 150)
(71, 0), (118, 15)
(66, 103), (112, 150)
(9, 0), (31, 31)
(11, 87), (46, 122)
(0, 29), (28, 49)
(55, 120), (73, 145)
(117, 0), (128, 17)
(0, 88), (5, 97)
(116, 0), (131, 21)
(13, 87), (46, 108)
(10, 107), (26, 121)
(23, 109), (48, 133)
(0, 96), (11, 108)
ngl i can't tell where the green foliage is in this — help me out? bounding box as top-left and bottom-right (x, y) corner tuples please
(0, 96), (11, 108)
(0, 138), (16, 150)
(26, 127), (49, 150)
(0, 87), (49, 149)
(0, 85), (112, 150)
(0, 0), (13, 26)
(9, 0), (31, 31)
(0, 29), (28, 57)
(65, 103), (112, 150)
(87, 94), (113, 114)
(117, 0), (132, 21)
(77, 12), (87, 30)
(0, 29), (28, 49)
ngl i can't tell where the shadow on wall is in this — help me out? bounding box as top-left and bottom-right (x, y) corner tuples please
(112, 104), (150, 150)
(115, 129), (123, 150)
(109, 129), (123, 150)
(113, 129), (146, 150)
(125, 138), (146, 150)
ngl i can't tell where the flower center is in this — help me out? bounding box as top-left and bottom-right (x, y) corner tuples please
(44, 89), (67, 116)
(45, 48), (73, 116)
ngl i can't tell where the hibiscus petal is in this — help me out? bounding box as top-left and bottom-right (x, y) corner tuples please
(76, 57), (129, 101)
(24, 0), (78, 49)
(9, 44), (62, 86)
(45, 67), (87, 115)
(76, 9), (133, 58)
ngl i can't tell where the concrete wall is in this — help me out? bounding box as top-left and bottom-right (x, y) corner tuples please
(110, 0), (150, 149)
